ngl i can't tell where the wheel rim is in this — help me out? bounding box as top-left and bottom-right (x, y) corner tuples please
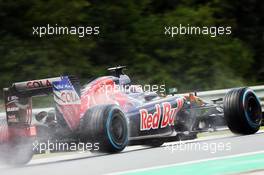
(109, 113), (127, 146)
(244, 93), (262, 126)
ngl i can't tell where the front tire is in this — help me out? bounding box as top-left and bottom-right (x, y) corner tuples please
(224, 87), (262, 135)
(80, 104), (128, 153)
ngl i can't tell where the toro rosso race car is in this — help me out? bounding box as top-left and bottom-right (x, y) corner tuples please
(0, 66), (263, 165)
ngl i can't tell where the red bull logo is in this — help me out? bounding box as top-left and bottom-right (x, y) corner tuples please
(140, 99), (184, 131)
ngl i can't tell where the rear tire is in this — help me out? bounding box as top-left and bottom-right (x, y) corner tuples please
(224, 87), (262, 135)
(80, 104), (128, 153)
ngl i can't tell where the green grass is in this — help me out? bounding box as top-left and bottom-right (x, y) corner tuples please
(123, 153), (264, 175)
(0, 99), (4, 112)
(32, 95), (55, 108)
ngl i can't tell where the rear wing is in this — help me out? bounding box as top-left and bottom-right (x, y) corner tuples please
(3, 76), (81, 129)
(5, 76), (80, 97)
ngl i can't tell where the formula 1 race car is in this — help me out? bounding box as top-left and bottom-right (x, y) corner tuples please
(0, 66), (263, 165)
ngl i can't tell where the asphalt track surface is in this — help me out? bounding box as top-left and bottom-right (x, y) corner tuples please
(0, 131), (264, 175)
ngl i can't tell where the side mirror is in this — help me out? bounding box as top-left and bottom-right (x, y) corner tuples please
(35, 111), (48, 122)
(168, 88), (178, 95)
(211, 98), (223, 104)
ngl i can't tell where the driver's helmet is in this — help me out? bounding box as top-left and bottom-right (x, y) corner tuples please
(119, 74), (131, 86)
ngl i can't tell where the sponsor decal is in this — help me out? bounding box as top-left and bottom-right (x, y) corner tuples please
(140, 98), (184, 131)
(7, 115), (16, 120)
(52, 76), (81, 130)
(61, 91), (80, 104)
(6, 107), (19, 112)
(140, 104), (161, 131)
(53, 77), (80, 105)
(7, 115), (17, 122)
(7, 95), (18, 102)
(26, 79), (52, 88)
(160, 102), (177, 128)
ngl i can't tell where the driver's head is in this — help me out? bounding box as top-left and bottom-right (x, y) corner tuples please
(119, 74), (131, 86)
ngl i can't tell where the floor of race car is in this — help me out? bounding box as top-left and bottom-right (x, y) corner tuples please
(0, 130), (264, 175)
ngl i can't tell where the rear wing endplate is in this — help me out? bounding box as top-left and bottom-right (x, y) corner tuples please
(3, 76), (80, 127)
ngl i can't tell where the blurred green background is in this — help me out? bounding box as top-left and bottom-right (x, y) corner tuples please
(0, 0), (263, 98)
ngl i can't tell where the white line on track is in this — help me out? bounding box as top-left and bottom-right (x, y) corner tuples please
(0, 130), (263, 169)
(110, 150), (264, 175)
(27, 130), (264, 165)
(28, 133), (235, 165)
